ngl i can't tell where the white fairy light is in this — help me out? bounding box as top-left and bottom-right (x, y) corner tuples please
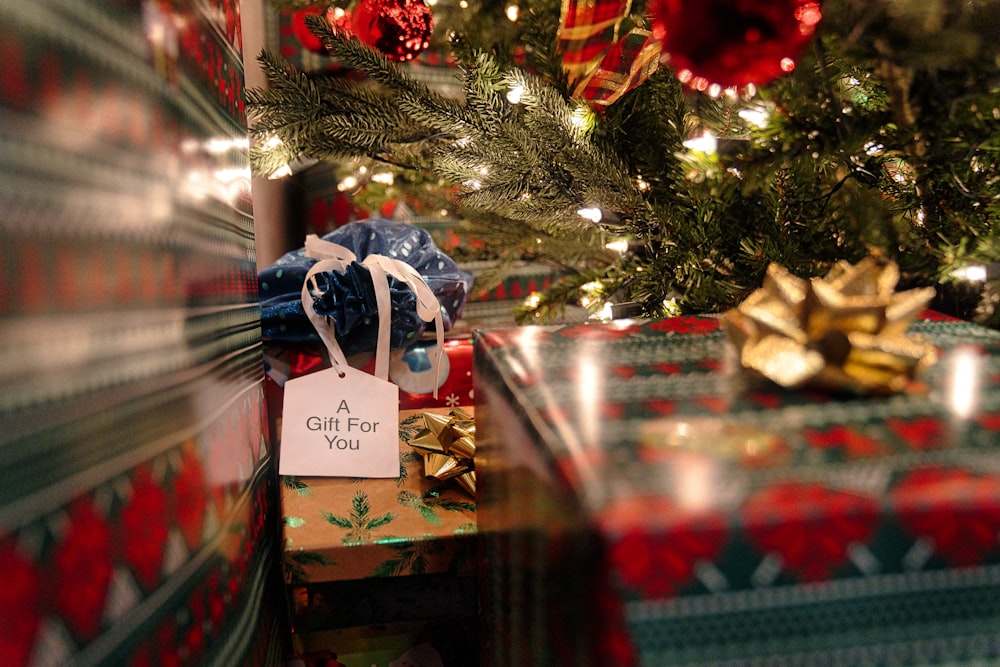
(579, 280), (604, 308)
(577, 207), (603, 223)
(570, 105), (594, 132)
(268, 164), (292, 180)
(952, 264), (988, 282)
(683, 131), (717, 155)
(463, 179), (483, 190)
(591, 302), (614, 321)
(506, 84), (524, 104)
(738, 106), (770, 128)
(337, 175), (358, 191)
(262, 135), (283, 151)
(505, 4), (519, 21)
(371, 171), (394, 185)
(605, 238), (629, 253)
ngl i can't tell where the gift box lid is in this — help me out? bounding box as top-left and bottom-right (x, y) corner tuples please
(281, 409), (477, 585)
(474, 313), (1000, 591)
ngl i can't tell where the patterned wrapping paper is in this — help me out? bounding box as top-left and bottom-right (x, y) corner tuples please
(0, 1), (285, 666)
(474, 313), (1000, 666)
(279, 408), (478, 630)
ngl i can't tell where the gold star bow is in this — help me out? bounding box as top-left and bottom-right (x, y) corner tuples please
(408, 408), (476, 497)
(723, 256), (937, 394)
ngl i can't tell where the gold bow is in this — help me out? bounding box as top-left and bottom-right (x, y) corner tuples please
(408, 408), (476, 497)
(723, 256), (937, 394)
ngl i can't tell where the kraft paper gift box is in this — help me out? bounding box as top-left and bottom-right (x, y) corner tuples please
(278, 408), (478, 636)
(473, 313), (1000, 666)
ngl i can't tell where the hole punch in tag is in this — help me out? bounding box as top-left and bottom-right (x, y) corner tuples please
(279, 365), (400, 478)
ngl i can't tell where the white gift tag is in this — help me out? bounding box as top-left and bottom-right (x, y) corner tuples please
(279, 365), (400, 478)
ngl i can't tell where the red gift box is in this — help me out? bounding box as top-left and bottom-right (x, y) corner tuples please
(473, 313), (1000, 666)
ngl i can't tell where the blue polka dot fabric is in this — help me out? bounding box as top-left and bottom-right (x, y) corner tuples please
(258, 219), (474, 358)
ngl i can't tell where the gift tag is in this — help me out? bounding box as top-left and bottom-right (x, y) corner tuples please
(279, 365), (400, 478)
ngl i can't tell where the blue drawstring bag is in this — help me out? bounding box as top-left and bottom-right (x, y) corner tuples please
(258, 219), (473, 358)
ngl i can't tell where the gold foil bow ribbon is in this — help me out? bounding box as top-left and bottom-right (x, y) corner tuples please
(408, 408), (476, 497)
(722, 256), (937, 394)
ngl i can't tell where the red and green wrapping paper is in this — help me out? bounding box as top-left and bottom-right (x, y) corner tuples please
(474, 313), (1000, 666)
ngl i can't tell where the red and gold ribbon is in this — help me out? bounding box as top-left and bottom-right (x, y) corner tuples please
(557, 0), (661, 105)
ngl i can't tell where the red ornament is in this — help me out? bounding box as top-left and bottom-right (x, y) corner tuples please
(649, 0), (823, 90)
(350, 0), (434, 62)
(290, 8), (328, 54)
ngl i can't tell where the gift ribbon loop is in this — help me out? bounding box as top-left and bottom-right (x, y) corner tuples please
(300, 234), (445, 396)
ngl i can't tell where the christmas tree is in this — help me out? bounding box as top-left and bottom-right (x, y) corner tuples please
(249, 0), (1000, 326)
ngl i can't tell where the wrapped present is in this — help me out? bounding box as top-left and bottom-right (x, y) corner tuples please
(474, 313), (1000, 666)
(281, 408), (478, 633)
(258, 219), (473, 356)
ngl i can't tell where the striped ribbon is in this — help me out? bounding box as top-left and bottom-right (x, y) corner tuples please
(557, 0), (662, 105)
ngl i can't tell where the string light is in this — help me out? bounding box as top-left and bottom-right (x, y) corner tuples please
(579, 280), (604, 308)
(605, 238), (629, 253)
(505, 4), (519, 21)
(337, 175), (359, 191)
(591, 301), (614, 321)
(683, 131), (718, 155)
(577, 207), (603, 223)
(738, 106), (771, 128)
(506, 84), (524, 104)
(570, 105), (593, 131)
(268, 164), (292, 180)
(262, 135), (283, 151)
(952, 264), (988, 282)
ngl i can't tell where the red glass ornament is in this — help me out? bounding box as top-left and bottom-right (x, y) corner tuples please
(350, 0), (434, 62)
(649, 0), (823, 90)
(290, 8), (328, 54)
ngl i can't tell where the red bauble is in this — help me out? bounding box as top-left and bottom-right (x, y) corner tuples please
(350, 0), (434, 62)
(649, 0), (823, 90)
(290, 8), (328, 54)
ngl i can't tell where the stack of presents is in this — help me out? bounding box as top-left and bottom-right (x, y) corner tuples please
(259, 211), (1000, 667)
(262, 14), (1000, 667)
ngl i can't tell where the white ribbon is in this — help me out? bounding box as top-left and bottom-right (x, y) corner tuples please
(300, 234), (445, 397)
